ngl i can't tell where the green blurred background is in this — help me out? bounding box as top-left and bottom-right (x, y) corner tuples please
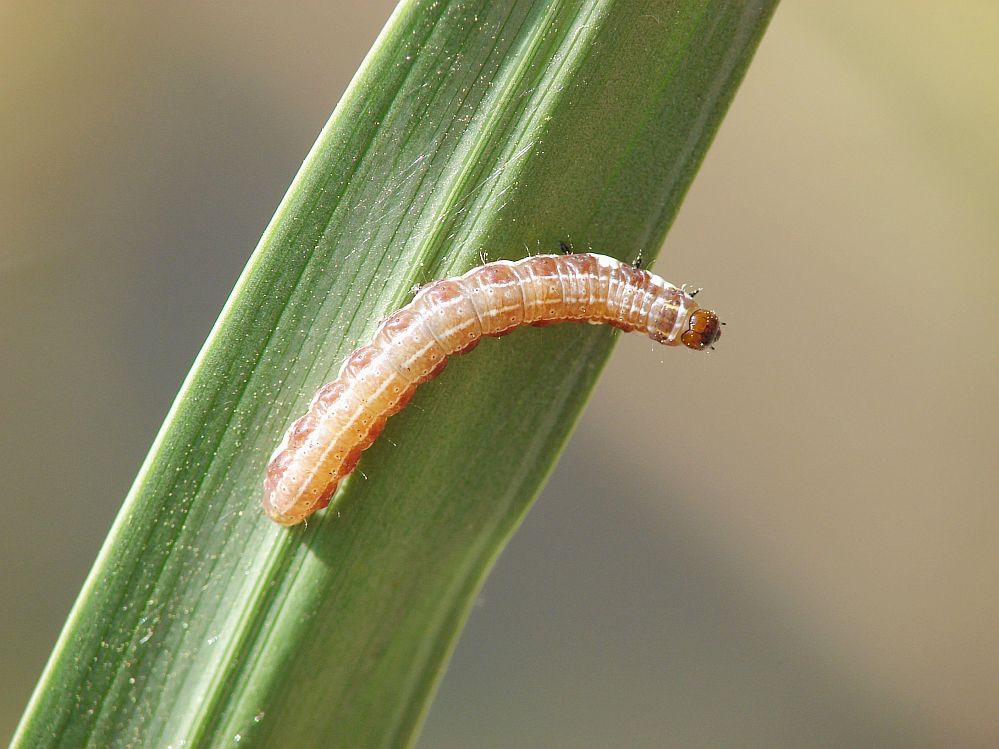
(2, 2), (997, 746)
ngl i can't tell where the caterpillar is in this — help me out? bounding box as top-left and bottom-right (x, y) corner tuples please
(263, 251), (721, 526)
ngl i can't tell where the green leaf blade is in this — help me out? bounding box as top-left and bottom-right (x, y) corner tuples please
(13, 1), (777, 747)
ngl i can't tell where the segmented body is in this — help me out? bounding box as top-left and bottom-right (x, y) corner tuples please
(263, 253), (721, 525)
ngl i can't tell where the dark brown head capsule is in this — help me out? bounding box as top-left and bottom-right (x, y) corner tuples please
(680, 309), (722, 351)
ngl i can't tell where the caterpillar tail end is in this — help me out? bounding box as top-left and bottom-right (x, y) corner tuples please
(262, 467), (338, 527)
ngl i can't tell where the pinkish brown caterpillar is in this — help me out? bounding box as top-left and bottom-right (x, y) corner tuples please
(264, 253), (721, 526)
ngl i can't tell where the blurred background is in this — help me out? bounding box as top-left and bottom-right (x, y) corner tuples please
(2, 2), (997, 746)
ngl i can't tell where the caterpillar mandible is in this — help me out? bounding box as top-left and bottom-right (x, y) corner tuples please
(263, 251), (722, 526)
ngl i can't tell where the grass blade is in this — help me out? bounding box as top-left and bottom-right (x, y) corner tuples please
(13, 1), (777, 746)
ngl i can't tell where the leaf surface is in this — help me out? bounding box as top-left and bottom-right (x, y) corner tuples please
(13, 1), (777, 746)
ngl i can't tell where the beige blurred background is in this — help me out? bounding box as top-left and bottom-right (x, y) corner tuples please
(2, 2), (997, 747)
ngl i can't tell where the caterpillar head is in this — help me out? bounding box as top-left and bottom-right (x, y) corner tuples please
(680, 308), (722, 351)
